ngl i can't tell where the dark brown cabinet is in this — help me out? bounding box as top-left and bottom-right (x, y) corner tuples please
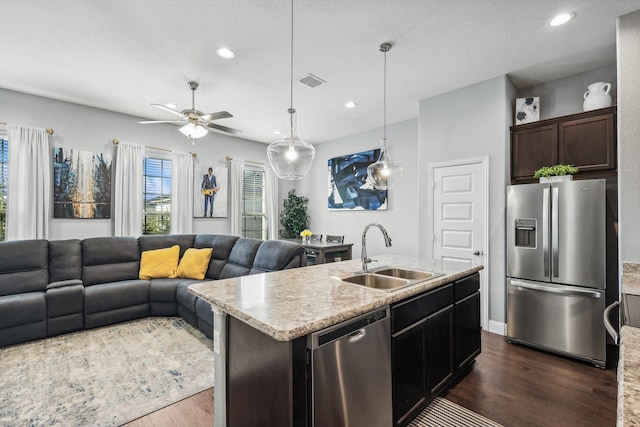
(510, 107), (616, 184)
(391, 273), (480, 426)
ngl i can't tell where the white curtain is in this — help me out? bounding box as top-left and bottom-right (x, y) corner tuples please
(265, 166), (279, 240)
(114, 142), (144, 237)
(229, 159), (245, 236)
(170, 151), (194, 234)
(6, 124), (50, 240)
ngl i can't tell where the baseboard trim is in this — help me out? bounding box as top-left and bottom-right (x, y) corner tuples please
(487, 320), (506, 336)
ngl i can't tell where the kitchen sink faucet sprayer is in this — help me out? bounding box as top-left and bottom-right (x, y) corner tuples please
(361, 223), (392, 273)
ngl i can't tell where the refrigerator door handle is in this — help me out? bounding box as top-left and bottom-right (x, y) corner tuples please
(551, 186), (559, 278)
(510, 280), (602, 298)
(543, 187), (550, 277)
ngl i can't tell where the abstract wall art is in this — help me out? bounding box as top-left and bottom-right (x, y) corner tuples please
(515, 97), (540, 124)
(328, 149), (387, 211)
(53, 148), (112, 218)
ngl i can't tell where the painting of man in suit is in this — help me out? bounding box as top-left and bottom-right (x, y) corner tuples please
(194, 166), (228, 218)
(201, 167), (218, 217)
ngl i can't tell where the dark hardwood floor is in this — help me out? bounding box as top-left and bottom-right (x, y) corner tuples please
(125, 330), (617, 427)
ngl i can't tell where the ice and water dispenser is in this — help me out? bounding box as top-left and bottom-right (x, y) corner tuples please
(514, 219), (536, 248)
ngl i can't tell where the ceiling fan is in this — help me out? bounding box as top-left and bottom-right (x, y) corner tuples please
(138, 81), (240, 138)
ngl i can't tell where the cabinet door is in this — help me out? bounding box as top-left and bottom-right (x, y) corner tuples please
(559, 113), (615, 172)
(455, 291), (481, 371)
(392, 321), (427, 426)
(511, 124), (558, 182)
(425, 305), (454, 397)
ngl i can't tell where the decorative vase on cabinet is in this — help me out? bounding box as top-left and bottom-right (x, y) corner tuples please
(583, 82), (612, 111)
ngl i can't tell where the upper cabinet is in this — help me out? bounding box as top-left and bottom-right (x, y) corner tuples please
(510, 106), (616, 184)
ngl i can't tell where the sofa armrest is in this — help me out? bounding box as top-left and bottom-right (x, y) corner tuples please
(47, 279), (83, 290)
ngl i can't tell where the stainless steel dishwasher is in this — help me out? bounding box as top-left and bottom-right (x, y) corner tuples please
(307, 306), (392, 427)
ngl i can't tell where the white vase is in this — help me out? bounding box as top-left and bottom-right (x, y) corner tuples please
(539, 175), (573, 183)
(583, 82), (612, 111)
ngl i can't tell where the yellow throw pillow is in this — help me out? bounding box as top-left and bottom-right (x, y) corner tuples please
(139, 245), (180, 280)
(177, 248), (213, 280)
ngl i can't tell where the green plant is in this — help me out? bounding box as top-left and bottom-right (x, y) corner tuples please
(279, 189), (310, 239)
(533, 164), (579, 179)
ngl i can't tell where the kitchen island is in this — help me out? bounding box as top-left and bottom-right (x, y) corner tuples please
(189, 255), (483, 427)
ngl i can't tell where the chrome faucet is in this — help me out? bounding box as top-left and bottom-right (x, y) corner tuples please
(361, 223), (392, 272)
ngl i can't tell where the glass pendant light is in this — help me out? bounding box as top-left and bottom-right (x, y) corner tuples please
(267, 0), (316, 180)
(367, 42), (403, 190)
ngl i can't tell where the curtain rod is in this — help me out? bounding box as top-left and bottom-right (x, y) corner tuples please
(0, 121), (54, 135)
(112, 139), (197, 158)
(225, 155), (265, 166)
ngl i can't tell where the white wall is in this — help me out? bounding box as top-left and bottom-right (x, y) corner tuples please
(418, 75), (515, 324)
(617, 11), (640, 264)
(296, 118), (419, 260)
(0, 88), (270, 240)
(517, 64), (617, 119)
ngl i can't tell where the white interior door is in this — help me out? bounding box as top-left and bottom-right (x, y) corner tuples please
(429, 158), (488, 329)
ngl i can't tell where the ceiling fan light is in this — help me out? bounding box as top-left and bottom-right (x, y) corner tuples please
(179, 123), (208, 139)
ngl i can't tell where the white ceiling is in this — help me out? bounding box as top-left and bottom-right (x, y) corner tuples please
(1, 0), (639, 144)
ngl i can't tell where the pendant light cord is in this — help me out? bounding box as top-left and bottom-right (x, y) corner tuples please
(383, 47), (387, 141)
(289, 0), (295, 133)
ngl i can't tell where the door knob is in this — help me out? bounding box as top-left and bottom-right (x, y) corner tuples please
(473, 250), (483, 256)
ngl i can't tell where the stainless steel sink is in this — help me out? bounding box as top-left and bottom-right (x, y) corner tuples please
(337, 268), (444, 292)
(375, 268), (436, 281)
(341, 273), (409, 290)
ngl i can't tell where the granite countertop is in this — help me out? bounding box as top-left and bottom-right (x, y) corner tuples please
(622, 263), (640, 296)
(188, 255), (483, 341)
(619, 326), (640, 426)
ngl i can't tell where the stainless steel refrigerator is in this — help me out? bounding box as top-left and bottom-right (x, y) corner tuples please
(506, 179), (607, 367)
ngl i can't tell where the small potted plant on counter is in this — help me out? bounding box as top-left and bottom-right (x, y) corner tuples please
(533, 164), (579, 183)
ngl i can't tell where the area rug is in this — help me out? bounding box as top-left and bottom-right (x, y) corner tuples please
(0, 317), (214, 426)
(409, 397), (504, 427)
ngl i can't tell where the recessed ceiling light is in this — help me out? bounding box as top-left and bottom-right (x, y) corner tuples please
(274, 130), (282, 135)
(549, 12), (575, 27)
(165, 103), (177, 109)
(217, 47), (236, 59)
(345, 101), (357, 109)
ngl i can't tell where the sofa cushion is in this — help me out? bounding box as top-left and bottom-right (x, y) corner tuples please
(0, 292), (46, 329)
(139, 245), (180, 280)
(250, 240), (307, 274)
(193, 234), (239, 279)
(0, 240), (49, 296)
(82, 237), (140, 286)
(176, 280), (203, 312)
(84, 280), (150, 314)
(48, 239), (82, 283)
(219, 238), (262, 279)
(177, 248), (213, 280)
(149, 278), (183, 302)
(138, 234), (195, 258)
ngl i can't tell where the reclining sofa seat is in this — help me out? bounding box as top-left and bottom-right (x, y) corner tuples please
(0, 240), (48, 347)
(47, 239), (84, 336)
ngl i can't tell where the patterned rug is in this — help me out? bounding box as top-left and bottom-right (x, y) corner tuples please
(409, 397), (503, 427)
(0, 317), (214, 427)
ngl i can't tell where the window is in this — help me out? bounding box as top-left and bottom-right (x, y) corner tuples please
(242, 167), (267, 239)
(0, 138), (7, 241)
(143, 157), (171, 235)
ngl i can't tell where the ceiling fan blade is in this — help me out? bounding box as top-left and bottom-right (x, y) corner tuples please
(151, 103), (185, 117)
(199, 111), (233, 121)
(138, 120), (186, 124)
(206, 122), (242, 134)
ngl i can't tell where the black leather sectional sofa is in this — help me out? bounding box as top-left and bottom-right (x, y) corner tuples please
(0, 234), (307, 348)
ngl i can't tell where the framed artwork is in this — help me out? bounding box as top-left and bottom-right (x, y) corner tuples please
(53, 148), (112, 219)
(328, 149), (387, 211)
(515, 97), (540, 124)
(194, 166), (228, 218)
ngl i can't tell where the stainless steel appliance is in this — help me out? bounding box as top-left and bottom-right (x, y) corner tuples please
(507, 179), (608, 367)
(308, 307), (392, 427)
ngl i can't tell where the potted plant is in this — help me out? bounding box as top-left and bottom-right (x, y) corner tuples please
(279, 189), (310, 239)
(333, 251), (343, 262)
(533, 164), (579, 183)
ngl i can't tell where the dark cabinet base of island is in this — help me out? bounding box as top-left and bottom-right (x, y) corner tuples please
(225, 272), (481, 427)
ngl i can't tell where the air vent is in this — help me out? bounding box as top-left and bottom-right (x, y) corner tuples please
(299, 73), (326, 88)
